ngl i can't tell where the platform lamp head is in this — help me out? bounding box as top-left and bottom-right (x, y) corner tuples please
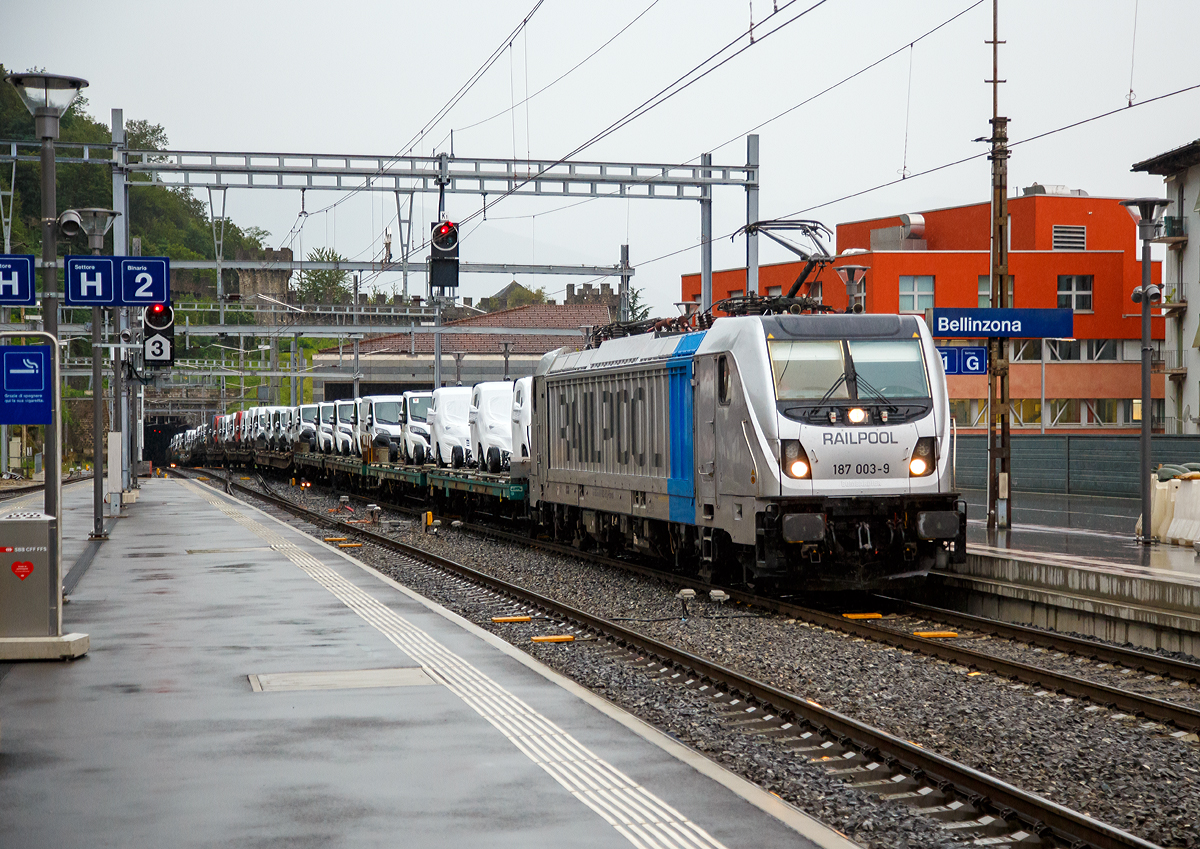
(835, 265), (868, 313)
(70, 209), (120, 254)
(5, 73), (88, 139)
(1120, 198), (1173, 241)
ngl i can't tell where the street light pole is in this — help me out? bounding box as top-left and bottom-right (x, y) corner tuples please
(74, 209), (119, 539)
(1122, 197), (1172, 543)
(5, 73), (88, 537)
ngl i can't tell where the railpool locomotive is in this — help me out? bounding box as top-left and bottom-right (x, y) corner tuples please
(529, 312), (965, 591)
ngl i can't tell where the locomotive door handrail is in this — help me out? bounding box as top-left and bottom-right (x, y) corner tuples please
(951, 416), (958, 491)
(740, 420), (760, 486)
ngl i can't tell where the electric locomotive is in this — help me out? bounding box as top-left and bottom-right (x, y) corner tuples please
(529, 311), (965, 591)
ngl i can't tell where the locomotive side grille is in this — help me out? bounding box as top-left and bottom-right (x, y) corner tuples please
(547, 366), (671, 480)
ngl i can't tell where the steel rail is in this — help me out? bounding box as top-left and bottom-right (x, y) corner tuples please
(179, 468), (1162, 849)
(875, 597), (1200, 683)
(0, 474), (94, 502)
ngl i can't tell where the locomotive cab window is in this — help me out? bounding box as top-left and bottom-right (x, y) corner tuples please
(846, 339), (930, 398)
(718, 356), (731, 405)
(769, 340), (849, 400)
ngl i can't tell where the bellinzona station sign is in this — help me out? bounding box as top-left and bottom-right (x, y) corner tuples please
(932, 308), (1074, 339)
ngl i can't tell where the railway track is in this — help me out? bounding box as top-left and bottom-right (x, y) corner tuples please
(179, 467), (1164, 849)
(0, 473), (93, 502)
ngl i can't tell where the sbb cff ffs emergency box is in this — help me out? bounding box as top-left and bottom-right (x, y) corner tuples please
(0, 511), (58, 637)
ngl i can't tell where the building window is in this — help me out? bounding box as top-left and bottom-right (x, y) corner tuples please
(1013, 399), (1042, 425)
(809, 281), (823, 304)
(1086, 339), (1117, 361)
(1011, 339), (1042, 361)
(766, 286), (782, 297)
(978, 275), (1014, 308)
(1057, 275), (1093, 311)
(949, 399), (970, 424)
(1047, 339), (1081, 361)
(1050, 399), (1080, 425)
(727, 289), (744, 299)
(1052, 225), (1087, 250)
(1090, 399), (1120, 424)
(1128, 399), (1166, 425)
(899, 275), (934, 312)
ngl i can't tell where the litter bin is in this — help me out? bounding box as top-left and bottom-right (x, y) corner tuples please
(0, 511), (57, 638)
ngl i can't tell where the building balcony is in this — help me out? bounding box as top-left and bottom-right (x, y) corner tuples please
(1161, 295), (1187, 316)
(1154, 347), (1188, 378)
(1153, 216), (1188, 250)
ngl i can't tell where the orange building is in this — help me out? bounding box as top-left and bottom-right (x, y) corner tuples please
(680, 185), (1164, 433)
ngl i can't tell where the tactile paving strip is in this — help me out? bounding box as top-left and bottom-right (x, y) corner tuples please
(184, 480), (729, 849)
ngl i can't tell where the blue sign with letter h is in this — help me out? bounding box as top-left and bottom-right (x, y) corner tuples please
(0, 255), (37, 306)
(66, 257), (115, 305)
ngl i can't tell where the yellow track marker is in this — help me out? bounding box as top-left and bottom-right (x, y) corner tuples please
(240, 477), (253, 480)
(324, 537), (347, 542)
(531, 635), (575, 643)
(915, 631), (959, 639)
(492, 615), (532, 623)
(197, 477), (209, 481)
(338, 543), (363, 549)
(843, 613), (883, 620)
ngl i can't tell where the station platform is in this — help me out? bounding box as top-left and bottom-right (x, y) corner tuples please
(928, 490), (1200, 655)
(0, 477), (853, 849)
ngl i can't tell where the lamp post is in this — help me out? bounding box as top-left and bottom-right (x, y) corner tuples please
(5, 72), (88, 534)
(1121, 197), (1172, 544)
(73, 209), (119, 539)
(835, 265), (868, 312)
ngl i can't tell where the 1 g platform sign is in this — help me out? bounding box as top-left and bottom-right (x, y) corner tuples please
(0, 346), (51, 425)
(937, 346), (987, 375)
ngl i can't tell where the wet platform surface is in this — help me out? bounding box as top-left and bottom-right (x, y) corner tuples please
(0, 478), (848, 849)
(961, 489), (1200, 585)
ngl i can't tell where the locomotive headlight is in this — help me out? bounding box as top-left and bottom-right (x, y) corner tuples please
(847, 407), (867, 424)
(781, 440), (811, 479)
(909, 436), (936, 477)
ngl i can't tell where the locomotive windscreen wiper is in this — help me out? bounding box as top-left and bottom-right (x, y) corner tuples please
(853, 374), (900, 410)
(815, 372), (849, 407)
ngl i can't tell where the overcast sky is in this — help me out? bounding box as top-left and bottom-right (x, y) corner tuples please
(4, 0), (1198, 315)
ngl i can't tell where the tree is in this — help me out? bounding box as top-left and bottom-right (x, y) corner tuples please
(628, 286), (652, 321)
(294, 246), (350, 303)
(506, 283), (547, 308)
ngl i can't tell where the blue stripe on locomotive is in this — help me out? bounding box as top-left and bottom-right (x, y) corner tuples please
(667, 332), (705, 522)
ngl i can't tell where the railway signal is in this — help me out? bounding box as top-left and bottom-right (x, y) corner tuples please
(430, 220), (459, 290)
(142, 302), (175, 367)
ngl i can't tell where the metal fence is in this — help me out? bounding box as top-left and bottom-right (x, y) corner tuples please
(954, 433), (1200, 497)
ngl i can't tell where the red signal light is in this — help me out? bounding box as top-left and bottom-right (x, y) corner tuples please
(152, 303), (164, 314)
(439, 223), (451, 235)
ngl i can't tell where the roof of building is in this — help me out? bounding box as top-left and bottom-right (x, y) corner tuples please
(1132, 139), (1200, 175)
(319, 302), (612, 356)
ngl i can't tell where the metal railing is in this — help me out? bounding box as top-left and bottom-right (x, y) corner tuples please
(1160, 348), (1188, 371)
